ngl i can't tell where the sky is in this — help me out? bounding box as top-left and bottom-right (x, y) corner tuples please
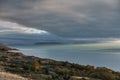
(0, 0), (120, 38)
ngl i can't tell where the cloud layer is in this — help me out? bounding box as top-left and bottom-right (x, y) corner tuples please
(0, 0), (119, 37)
(0, 20), (49, 35)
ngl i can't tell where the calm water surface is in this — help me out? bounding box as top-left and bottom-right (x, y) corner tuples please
(14, 43), (120, 71)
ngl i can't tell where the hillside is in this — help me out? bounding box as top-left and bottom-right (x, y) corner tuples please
(0, 44), (120, 80)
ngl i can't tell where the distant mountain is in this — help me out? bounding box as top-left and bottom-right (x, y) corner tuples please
(0, 33), (63, 46)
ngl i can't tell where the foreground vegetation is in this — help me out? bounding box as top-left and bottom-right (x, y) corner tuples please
(0, 72), (30, 80)
(0, 45), (120, 80)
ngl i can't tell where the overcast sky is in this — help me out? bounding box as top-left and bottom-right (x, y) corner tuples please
(0, 0), (120, 38)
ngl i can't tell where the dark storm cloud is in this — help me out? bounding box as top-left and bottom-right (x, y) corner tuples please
(0, 0), (119, 37)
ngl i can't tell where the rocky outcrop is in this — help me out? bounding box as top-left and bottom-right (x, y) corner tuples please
(0, 43), (18, 51)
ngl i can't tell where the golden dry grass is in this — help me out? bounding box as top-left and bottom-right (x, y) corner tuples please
(0, 72), (31, 80)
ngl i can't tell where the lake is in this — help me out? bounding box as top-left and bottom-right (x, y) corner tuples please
(15, 40), (120, 71)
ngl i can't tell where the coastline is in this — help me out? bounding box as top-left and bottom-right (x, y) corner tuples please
(0, 45), (120, 80)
